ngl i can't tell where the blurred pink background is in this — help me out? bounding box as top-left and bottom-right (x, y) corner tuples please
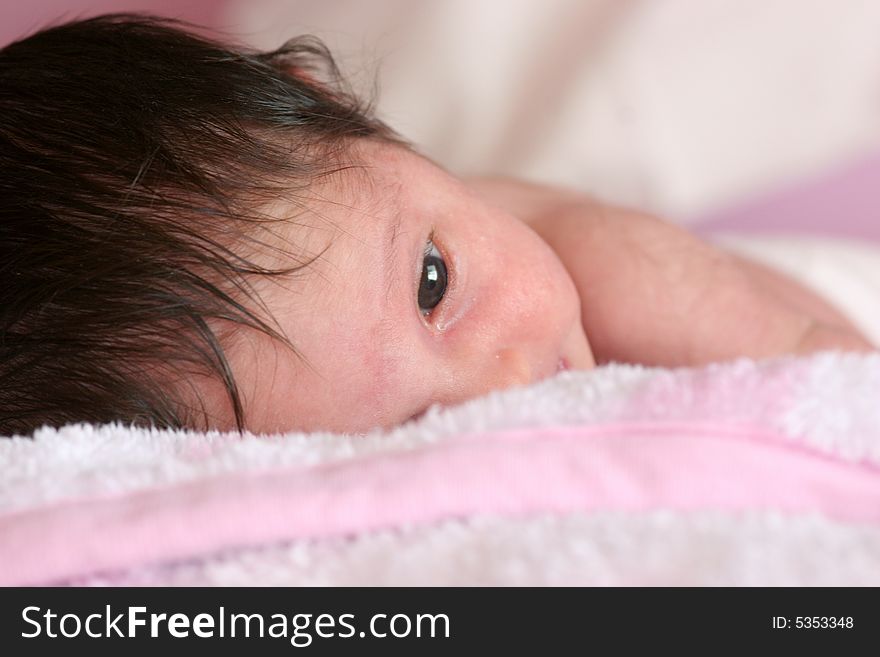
(0, 1), (222, 46)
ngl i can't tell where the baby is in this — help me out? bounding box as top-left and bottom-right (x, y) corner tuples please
(0, 14), (873, 437)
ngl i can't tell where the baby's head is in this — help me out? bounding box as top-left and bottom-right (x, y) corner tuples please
(1, 14), (592, 436)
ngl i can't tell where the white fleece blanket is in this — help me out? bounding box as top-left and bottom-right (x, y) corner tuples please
(1, 236), (879, 587)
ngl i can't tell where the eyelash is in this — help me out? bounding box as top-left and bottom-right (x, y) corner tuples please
(418, 229), (452, 323)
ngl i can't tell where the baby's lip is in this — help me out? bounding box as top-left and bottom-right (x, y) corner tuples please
(536, 356), (569, 383)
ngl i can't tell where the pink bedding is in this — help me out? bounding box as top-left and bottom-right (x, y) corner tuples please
(2, 352), (878, 586)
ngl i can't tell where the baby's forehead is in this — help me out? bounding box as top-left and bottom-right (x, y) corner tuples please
(292, 141), (410, 226)
(227, 145), (416, 403)
(243, 139), (445, 301)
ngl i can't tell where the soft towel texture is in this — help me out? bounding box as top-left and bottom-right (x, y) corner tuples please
(1, 351), (879, 586)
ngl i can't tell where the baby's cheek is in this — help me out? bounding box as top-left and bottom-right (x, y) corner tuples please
(350, 328), (425, 428)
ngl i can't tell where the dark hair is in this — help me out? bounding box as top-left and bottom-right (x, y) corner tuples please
(0, 13), (396, 437)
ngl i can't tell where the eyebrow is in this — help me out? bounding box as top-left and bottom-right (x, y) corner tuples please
(382, 198), (405, 304)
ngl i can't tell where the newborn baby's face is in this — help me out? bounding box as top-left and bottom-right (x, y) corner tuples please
(205, 141), (594, 433)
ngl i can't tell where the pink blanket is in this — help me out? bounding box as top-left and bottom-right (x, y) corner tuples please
(1, 351), (879, 586)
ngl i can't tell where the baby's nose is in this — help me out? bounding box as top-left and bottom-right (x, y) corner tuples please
(490, 348), (532, 391)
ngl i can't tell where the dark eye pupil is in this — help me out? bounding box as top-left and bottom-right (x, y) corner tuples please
(418, 253), (447, 313)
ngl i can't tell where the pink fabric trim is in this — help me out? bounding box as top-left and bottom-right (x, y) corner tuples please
(1, 422), (879, 586)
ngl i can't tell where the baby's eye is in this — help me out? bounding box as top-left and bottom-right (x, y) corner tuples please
(418, 239), (447, 316)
